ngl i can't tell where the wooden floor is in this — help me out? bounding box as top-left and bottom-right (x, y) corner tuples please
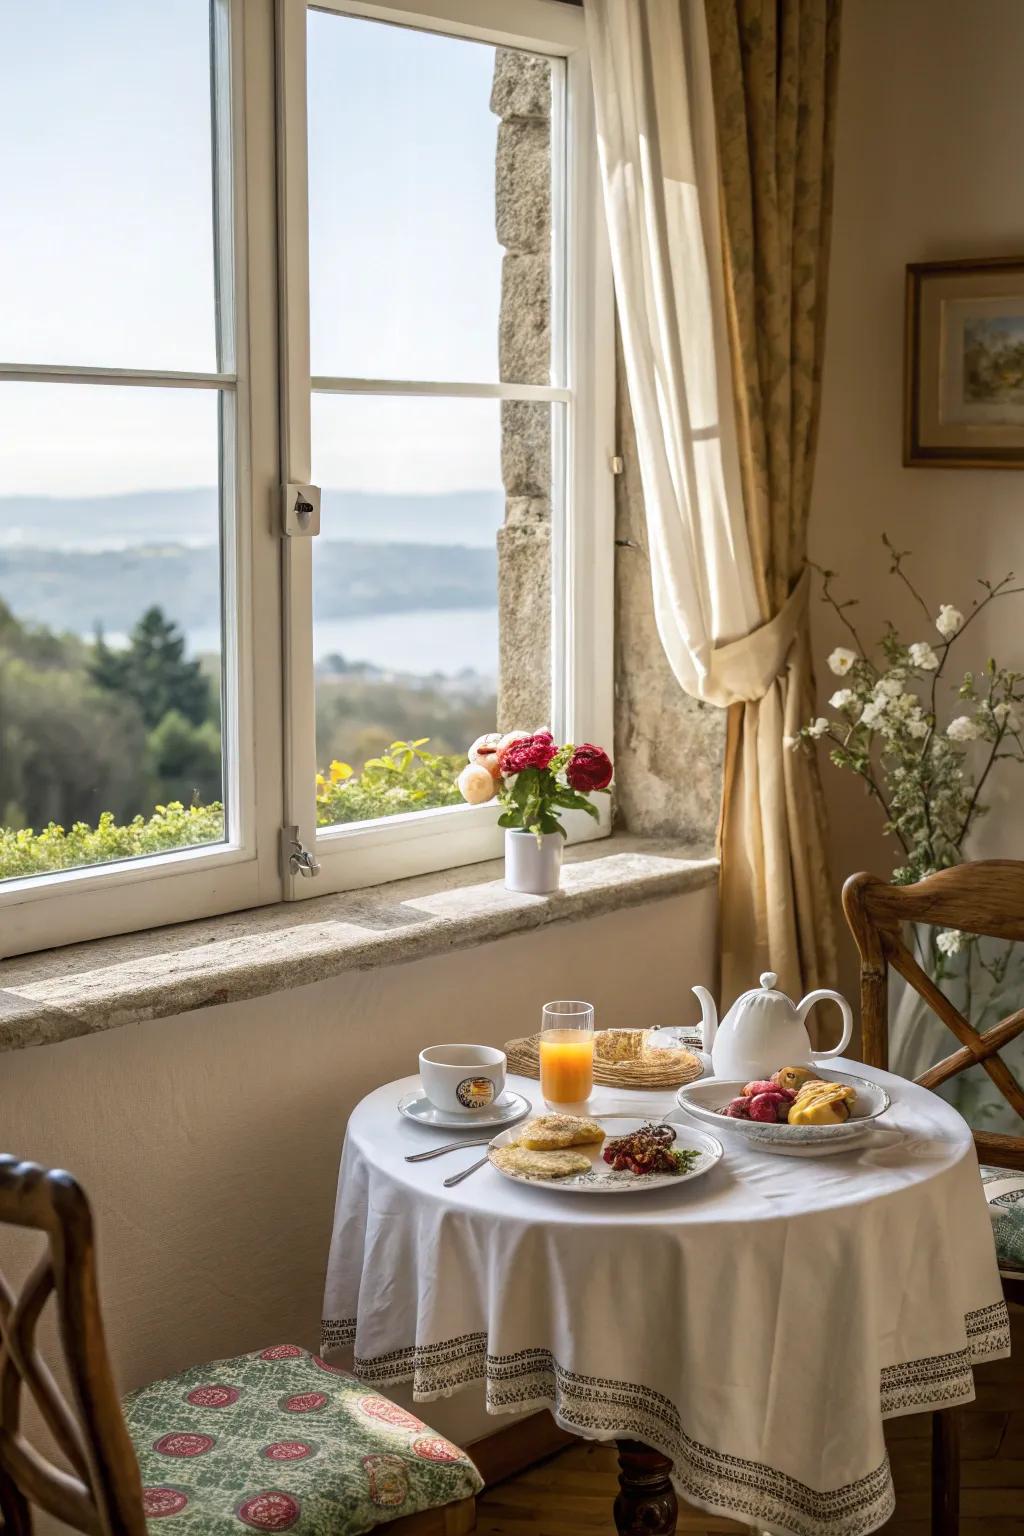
(475, 1306), (1024, 1536)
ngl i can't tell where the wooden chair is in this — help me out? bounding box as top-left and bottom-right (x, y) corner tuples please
(843, 862), (1024, 1536)
(0, 1155), (478, 1534)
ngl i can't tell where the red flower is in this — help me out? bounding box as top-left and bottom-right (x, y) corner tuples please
(499, 731), (557, 775)
(566, 744), (613, 792)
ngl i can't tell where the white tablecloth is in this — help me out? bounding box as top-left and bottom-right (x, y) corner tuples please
(321, 1066), (1009, 1536)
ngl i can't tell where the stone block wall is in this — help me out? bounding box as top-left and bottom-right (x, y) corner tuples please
(613, 335), (725, 847)
(491, 51), (723, 846)
(492, 48), (552, 733)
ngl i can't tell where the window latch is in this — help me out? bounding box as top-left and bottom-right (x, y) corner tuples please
(281, 825), (321, 880)
(281, 483), (321, 537)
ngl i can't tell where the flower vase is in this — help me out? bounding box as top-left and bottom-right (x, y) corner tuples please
(504, 829), (562, 895)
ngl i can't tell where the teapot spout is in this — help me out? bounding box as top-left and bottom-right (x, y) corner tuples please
(691, 986), (718, 1052)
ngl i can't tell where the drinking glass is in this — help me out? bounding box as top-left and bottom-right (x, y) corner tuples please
(539, 1001), (595, 1110)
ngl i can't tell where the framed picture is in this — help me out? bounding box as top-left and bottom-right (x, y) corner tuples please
(904, 255), (1024, 468)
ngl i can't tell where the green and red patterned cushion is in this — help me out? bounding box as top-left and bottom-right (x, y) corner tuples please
(980, 1165), (1024, 1277)
(122, 1344), (482, 1532)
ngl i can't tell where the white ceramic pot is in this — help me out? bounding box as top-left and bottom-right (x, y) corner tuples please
(504, 828), (562, 895)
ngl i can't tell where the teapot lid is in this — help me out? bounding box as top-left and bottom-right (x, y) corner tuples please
(736, 971), (793, 1007)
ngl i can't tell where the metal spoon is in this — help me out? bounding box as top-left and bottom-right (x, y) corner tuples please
(443, 1155), (490, 1187)
(405, 1139), (493, 1163)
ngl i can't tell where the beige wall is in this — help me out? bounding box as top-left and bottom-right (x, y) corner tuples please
(810, 0), (1024, 992)
(0, 888), (713, 1480)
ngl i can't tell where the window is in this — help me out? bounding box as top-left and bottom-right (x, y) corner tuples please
(0, 0), (612, 954)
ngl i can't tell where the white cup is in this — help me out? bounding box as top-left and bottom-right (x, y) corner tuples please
(419, 1044), (507, 1114)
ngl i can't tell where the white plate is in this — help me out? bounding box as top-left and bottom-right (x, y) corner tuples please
(675, 1071), (890, 1146)
(487, 1116), (723, 1194)
(398, 1089), (531, 1132)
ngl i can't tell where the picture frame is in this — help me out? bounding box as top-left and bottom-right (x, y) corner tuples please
(904, 255), (1024, 468)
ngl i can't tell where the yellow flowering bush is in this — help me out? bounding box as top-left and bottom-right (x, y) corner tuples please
(0, 803), (225, 879)
(315, 740), (463, 825)
(0, 742), (465, 878)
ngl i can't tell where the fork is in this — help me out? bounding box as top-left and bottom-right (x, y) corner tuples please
(404, 1138), (493, 1163)
(443, 1155), (490, 1187)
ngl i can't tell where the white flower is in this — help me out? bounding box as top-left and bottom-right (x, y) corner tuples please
(457, 763), (497, 805)
(876, 673), (904, 698)
(907, 715), (929, 739)
(827, 647), (857, 676)
(989, 700), (1021, 731)
(807, 718), (830, 738)
(860, 698), (886, 727)
(783, 734), (801, 751)
(946, 715), (980, 742)
(936, 928), (965, 957)
(909, 642), (939, 670)
(829, 688), (856, 710)
(936, 604), (963, 639)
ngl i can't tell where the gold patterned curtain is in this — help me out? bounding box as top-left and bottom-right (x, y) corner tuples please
(705, 0), (842, 1000)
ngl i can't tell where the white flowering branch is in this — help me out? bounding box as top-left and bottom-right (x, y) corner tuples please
(799, 540), (1024, 927)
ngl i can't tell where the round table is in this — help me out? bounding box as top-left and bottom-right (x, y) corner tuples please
(321, 1066), (1009, 1536)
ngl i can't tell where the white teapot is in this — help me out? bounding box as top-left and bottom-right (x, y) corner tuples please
(693, 971), (853, 1082)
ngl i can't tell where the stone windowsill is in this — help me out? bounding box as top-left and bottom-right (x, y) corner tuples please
(0, 836), (718, 1055)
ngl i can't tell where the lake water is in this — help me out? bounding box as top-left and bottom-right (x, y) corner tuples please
(185, 605), (499, 680)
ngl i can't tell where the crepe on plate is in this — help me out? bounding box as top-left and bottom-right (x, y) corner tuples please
(514, 1114), (606, 1150)
(489, 1146), (593, 1180)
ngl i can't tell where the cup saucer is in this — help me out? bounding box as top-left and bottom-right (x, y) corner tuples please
(397, 1088), (532, 1131)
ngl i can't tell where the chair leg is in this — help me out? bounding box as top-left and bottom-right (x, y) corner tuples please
(931, 1407), (960, 1536)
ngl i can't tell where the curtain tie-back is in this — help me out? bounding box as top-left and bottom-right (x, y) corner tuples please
(704, 566), (810, 708)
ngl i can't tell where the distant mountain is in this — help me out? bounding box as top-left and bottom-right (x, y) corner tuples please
(0, 540), (496, 635)
(0, 488), (504, 551)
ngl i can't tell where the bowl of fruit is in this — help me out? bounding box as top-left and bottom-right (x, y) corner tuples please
(675, 1065), (890, 1145)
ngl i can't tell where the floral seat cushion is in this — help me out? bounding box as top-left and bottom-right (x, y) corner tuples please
(122, 1345), (482, 1533)
(980, 1166), (1024, 1277)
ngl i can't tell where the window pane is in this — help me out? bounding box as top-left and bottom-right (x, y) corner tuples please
(311, 393), (554, 829)
(0, 384), (226, 880)
(307, 12), (557, 384)
(0, 0), (217, 370)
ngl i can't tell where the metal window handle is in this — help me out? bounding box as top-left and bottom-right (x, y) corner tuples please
(280, 826), (321, 880)
(281, 483), (321, 537)
(291, 847), (320, 878)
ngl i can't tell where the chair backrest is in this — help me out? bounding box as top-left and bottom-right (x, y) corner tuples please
(843, 862), (1024, 1173)
(0, 1157), (147, 1535)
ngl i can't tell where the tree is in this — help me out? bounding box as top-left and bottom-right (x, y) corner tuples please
(92, 607), (211, 729)
(146, 710), (223, 808)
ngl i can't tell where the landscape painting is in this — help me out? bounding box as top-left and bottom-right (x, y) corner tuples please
(963, 314), (1024, 409)
(905, 256), (1024, 466)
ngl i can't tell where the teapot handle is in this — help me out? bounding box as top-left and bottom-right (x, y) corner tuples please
(796, 990), (853, 1059)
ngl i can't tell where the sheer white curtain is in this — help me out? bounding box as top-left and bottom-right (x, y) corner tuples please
(584, 0), (771, 703)
(586, 0), (824, 999)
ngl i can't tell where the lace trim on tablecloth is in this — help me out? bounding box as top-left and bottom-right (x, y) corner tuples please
(319, 1300), (1009, 1536)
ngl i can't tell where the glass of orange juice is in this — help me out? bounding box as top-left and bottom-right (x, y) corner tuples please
(539, 1001), (595, 1111)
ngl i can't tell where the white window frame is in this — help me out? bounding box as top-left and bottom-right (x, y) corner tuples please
(277, 0), (615, 899)
(0, 0), (613, 955)
(0, 0), (284, 957)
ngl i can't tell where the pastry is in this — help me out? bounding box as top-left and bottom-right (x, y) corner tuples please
(489, 1146), (592, 1179)
(772, 1065), (821, 1094)
(514, 1114), (606, 1150)
(593, 1029), (645, 1063)
(787, 1080), (856, 1125)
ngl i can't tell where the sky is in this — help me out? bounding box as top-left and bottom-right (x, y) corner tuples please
(0, 0), (543, 501)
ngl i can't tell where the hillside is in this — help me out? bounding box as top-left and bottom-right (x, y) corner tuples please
(0, 487), (503, 551)
(0, 539), (496, 634)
